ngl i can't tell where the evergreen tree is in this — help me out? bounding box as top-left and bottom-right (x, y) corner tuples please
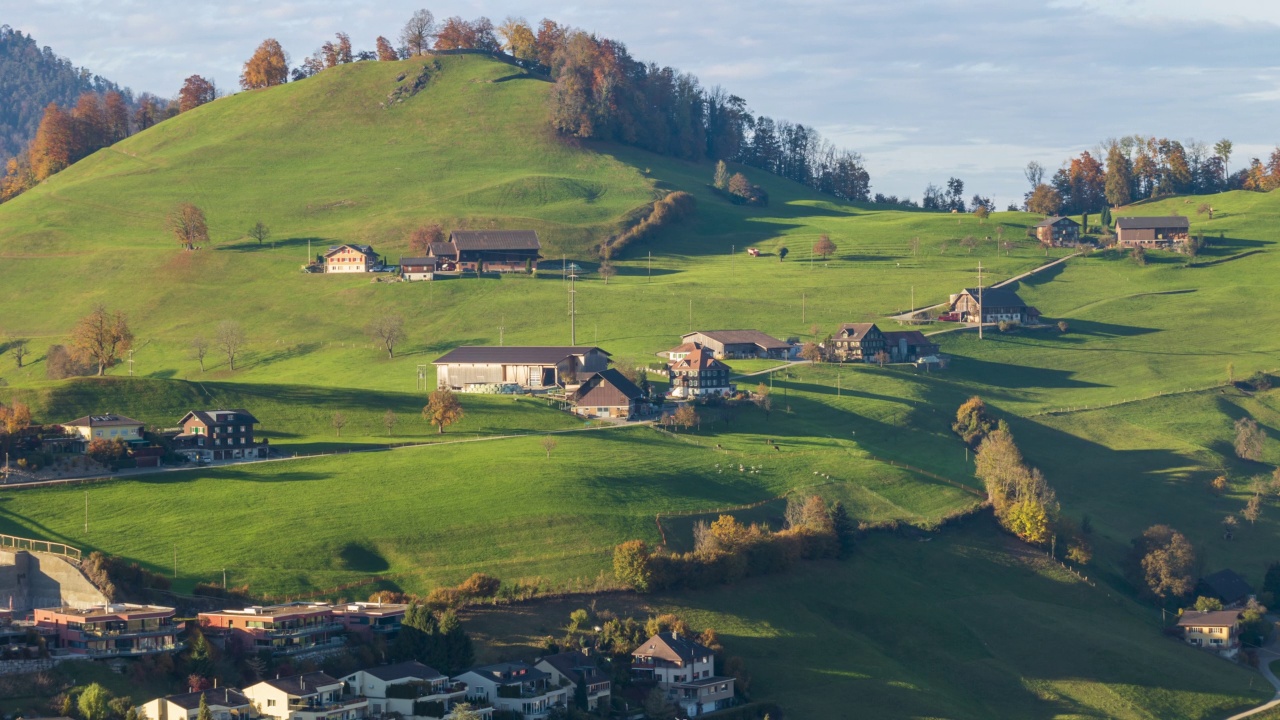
(1100, 205), (1112, 228)
(574, 675), (588, 710)
(438, 610), (474, 674)
(830, 501), (854, 557)
(197, 694), (212, 720)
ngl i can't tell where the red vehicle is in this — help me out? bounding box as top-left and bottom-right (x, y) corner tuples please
(938, 312), (961, 322)
(746, 248), (760, 257)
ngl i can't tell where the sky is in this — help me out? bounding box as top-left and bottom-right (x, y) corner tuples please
(6, 0), (1279, 205)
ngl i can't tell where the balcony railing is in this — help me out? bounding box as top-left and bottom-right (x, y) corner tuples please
(267, 622), (344, 638)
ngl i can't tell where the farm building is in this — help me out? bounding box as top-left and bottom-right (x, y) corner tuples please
(657, 341), (702, 361)
(323, 244), (379, 273)
(173, 409), (267, 462)
(1176, 609), (1241, 658)
(427, 230), (541, 273)
(680, 330), (791, 360)
(1195, 569), (1254, 607)
(667, 348), (734, 398)
(399, 256), (437, 281)
(1034, 216), (1081, 246)
(830, 323), (885, 363)
(433, 346), (611, 391)
(571, 368), (646, 419)
(881, 330), (940, 363)
(949, 288), (1040, 325)
(1115, 216), (1190, 248)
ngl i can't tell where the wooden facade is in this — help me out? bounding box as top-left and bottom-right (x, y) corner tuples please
(830, 323), (885, 363)
(881, 330), (940, 362)
(949, 288), (1040, 324)
(399, 256), (437, 281)
(680, 330), (791, 359)
(1115, 216), (1190, 249)
(1034, 216), (1081, 246)
(174, 409), (267, 461)
(571, 369), (645, 419)
(427, 230), (542, 274)
(433, 346), (611, 391)
(667, 348), (734, 398)
(323, 244), (378, 273)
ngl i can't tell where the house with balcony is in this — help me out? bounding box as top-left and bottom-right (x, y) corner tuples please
(344, 661), (480, 720)
(454, 662), (568, 719)
(632, 632), (734, 717)
(60, 414), (147, 451)
(331, 602), (407, 640)
(34, 603), (182, 658)
(244, 672), (368, 720)
(323, 244), (380, 273)
(535, 648), (611, 712)
(173, 409), (268, 462)
(829, 323), (885, 363)
(140, 689), (253, 720)
(198, 603), (344, 658)
(667, 348), (734, 399)
(1176, 609), (1242, 658)
(1033, 216), (1082, 246)
(948, 288), (1040, 325)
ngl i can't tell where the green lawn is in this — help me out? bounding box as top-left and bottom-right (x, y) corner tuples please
(463, 522), (1272, 720)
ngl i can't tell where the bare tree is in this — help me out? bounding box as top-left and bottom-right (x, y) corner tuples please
(214, 321), (246, 371)
(400, 9), (436, 55)
(873, 350), (890, 367)
(248, 221), (270, 246)
(168, 202), (208, 250)
(753, 383), (772, 420)
(1243, 492), (1263, 524)
(367, 314), (406, 359)
(383, 409), (397, 436)
(332, 412), (348, 437)
(540, 436), (558, 458)
(813, 235), (836, 260)
(1235, 417), (1265, 461)
(71, 306), (134, 376)
(191, 336), (208, 372)
(8, 337), (28, 368)
(598, 261), (616, 285)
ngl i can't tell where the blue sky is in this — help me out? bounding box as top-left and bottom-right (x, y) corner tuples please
(7, 0), (1278, 205)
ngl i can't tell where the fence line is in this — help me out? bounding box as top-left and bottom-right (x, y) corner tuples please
(0, 533), (82, 562)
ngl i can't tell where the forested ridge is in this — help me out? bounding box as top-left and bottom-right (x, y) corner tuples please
(0, 25), (128, 163)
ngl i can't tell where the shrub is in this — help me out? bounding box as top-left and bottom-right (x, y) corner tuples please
(603, 191), (696, 258)
(952, 396), (997, 446)
(424, 587), (461, 610)
(456, 573), (500, 598)
(45, 344), (93, 380)
(1057, 320), (1069, 333)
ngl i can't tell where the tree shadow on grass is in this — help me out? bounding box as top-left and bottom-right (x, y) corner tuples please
(218, 236), (330, 253)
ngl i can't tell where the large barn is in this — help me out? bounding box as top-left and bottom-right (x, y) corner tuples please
(433, 346), (611, 391)
(428, 230), (542, 273)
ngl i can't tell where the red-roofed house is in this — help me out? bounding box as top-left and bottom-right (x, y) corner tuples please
(667, 349), (734, 398)
(632, 632), (734, 716)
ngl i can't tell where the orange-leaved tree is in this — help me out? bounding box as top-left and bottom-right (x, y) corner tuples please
(240, 39), (289, 90)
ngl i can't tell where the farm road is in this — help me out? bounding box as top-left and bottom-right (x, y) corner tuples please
(887, 250), (1084, 324)
(1226, 618), (1280, 720)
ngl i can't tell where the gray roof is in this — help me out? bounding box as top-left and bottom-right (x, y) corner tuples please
(434, 346), (610, 365)
(179, 409), (260, 426)
(259, 672), (342, 696)
(63, 414), (144, 428)
(1035, 216), (1080, 228)
(538, 649), (605, 686)
(450, 230), (541, 251)
(684, 330), (790, 349)
(360, 661), (445, 683)
(962, 287), (1029, 308)
(836, 323), (880, 339)
(325, 244), (375, 255)
(1115, 216), (1189, 230)
(466, 661), (551, 685)
(400, 257), (437, 266)
(428, 242), (457, 257)
(1199, 569), (1253, 604)
(163, 689), (251, 710)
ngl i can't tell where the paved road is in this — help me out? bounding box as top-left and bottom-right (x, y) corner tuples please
(730, 359), (811, 379)
(1226, 618), (1280, 720)
(887, 250), (1084, 324)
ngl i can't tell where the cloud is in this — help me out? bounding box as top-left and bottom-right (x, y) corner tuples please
(5, 0), (1277, 202)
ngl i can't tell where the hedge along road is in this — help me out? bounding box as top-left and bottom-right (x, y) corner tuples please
(0, 420), (655, 491)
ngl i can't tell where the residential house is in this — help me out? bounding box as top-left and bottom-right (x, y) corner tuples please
(881, 330), (941, 363)
(657, 342), (702, 361)
(667, 348), (734, 399)
(1196, 569), (1254, 607)
(1115, 216), (1190, 249)
(1033, 216), (1082, 246)
(829, 323), (885, 363)
(35, 604), (182, 658)
(571, 368), (646, 419)
(343, 662), (475, 720)
(631, 632), (734, 717)
(60, 414), (146, 448)
(323, 245), (379, 273)
(680, 330), (791, 360)
(331, 602), (407, 640)
(535, 649), (612, 713)
(198, 603), (344, 657)
(140, 689), (253, 720)
(400, 257), (438, 282)
(1176, 609), (1241, 658)
(173, 409), (268, 462)
(433, 346), (611, 392)
(948, 288), (1040, 325)
(454, 662), (568, 719)
(243, 672), (368, 720)
(428, 231), (542, 274)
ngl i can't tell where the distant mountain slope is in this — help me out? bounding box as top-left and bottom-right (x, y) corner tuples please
(0, 25), (129, 163)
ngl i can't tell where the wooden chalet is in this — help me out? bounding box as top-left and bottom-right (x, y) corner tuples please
(399, 256), (437, 281)
(680, 330), (791, 360)
(1115, 216), (1190, 248)
(173, 409), (267, 462)
(948, 287), (1040, 325)
(427, 230), (541, 273)
(323, 244), (378, 273)
(433, 346), (610, 391)
(1034, 216), (1081, 246)
(571, 368), (646, 419)
(881, 330), (940, 363)
(830, 323), (885, 363)
(667, 348), (734, 398)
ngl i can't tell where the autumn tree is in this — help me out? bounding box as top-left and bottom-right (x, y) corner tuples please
(332, 412), (347, 437)
(376, 36), (400, 61)
(71, 306), (134, 376)
(401, 9), (437, 56)
(1104, 144), (1133, 207)
(813, 234), (836, 260)
(28, 103), (75, 180)
(713, 160), (730, 190)
(0, 402), (32, 436)
(168, 202), (208, 250)
(612, 539), (653, 591)
(873, 350), (890, 367)
(367, 313), (406, 358)
(672, 404), (698, 431)
(178, 76), (217, 113)
(409, 224), (444, 254)
(383, 410), (398, 436)
(334, 33), (353, 64)
(974, 205), (990, 221)
(1026, 184), (1063, 215)
(214, 321), (246, 371)
(974, 427), (1059, 545)
(248, 221), (270, 246)
(598, 261), (616, 285)
(191, 336), (208, 372)
(497, 17), (537, 60)
(1243, 492), (1263, 525)
(423, 388), (464, 434)
(952, 396), (997, 446)
(1234, 417), (1265, 461)
(753, 383), (772, 420)
(1132, 525), (1196, 600)
(240, 39), (290, 90)
(540, 437), (557, 458)
(799, 342), (823, 363)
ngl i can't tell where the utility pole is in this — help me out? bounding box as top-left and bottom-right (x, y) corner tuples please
(499, 317), (505, 346)
(128, 349), (134, 377)
(647, 251), (651, 283)
(911, 285), (914, 313)
(977, 262), (984, 341)
(568, 263), (578, 344)
(84, 491), (88, 534)
(416, 364), (426, 391)
(801, 293), (806, 323)
(837, 364), (841, 397)
(731, 245), (735, 278)
(173, 544), (178, 579)
(687, 299), (692, 332)
(223, 568), (227, 589)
